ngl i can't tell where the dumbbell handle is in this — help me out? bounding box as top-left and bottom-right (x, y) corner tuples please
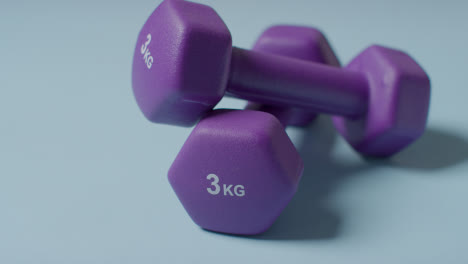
(227, 47), (369, 118)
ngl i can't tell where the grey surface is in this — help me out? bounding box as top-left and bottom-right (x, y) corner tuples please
(1, 0), (467, 263)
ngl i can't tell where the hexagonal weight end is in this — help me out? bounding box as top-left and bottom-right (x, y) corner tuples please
(333, 45), (431, 157)
(168, 110), (303, 235)
(253, 25), (340, 67)
(132, 0), (232, 126)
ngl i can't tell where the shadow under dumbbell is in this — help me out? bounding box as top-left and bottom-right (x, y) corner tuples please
(389, 128), (468, 170)
(252, 119), (468, 241)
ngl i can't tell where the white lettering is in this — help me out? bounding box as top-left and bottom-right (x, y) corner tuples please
(206, 174), (220, 195)
(141, 34), (154, 69)
(206, 174), (245, 197)
(234, 185), (245, 197)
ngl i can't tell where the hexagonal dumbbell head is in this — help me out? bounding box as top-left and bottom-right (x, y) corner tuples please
(252, 25), (340, 67)
(247, 25), (341, 126)
(333, 46), (431, 156)
(168, 110), (303, 235)
(132, 0), (232, 126)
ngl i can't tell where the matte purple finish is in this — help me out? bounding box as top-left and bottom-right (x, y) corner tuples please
(168, 110), (303, 235)
(132, 0), (431, 156)
(131, 0), (232, 126)
(333, 46), (431, 156)
(246, 25), (341, 126)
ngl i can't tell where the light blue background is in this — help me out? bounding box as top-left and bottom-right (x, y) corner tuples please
(1, 0), (467, 263)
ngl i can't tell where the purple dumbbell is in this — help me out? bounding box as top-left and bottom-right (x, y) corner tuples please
(132, 0), (431, 157)
(168, 26), (337, 235)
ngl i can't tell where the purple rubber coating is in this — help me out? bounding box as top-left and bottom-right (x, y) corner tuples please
(168, 110), (303, 235)
(132, 0), (232, 126)
(132, 0), (431, 156)
(246, 25), (341, 127)
(332, 46), (431, 156)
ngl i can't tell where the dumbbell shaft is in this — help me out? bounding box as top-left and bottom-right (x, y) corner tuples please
(228, 47), (369, 117)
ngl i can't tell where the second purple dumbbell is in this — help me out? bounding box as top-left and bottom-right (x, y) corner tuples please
(132, 0), (431, 157)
